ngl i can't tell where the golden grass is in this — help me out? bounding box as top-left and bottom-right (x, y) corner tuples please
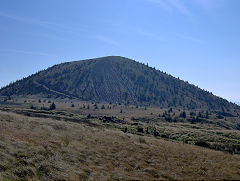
(1, 111), (240, 180)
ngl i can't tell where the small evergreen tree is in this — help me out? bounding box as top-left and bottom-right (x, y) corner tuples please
(87, 114), (91, 118)
(146, 127), (150, 134)
(206, 110), (209, 119)
(180, 111), (186, 118)
(49, 102), (56, 110)
(198, 112), (202, 118)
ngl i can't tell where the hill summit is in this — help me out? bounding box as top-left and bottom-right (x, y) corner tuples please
(0, 56), (238, 110)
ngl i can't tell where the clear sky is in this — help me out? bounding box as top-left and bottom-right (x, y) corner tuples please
(0, 0), (240, 103)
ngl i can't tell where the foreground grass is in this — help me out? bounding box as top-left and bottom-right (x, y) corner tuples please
(1, 111), (240, 180)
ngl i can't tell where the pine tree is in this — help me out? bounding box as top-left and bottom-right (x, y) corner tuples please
(180, 111), (186, 118)
(49, 102), (56, 110)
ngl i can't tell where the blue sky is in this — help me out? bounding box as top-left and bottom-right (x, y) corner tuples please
(0, 0), (240, 103)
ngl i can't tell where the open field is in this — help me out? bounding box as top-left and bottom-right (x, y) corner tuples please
(1, 97), (240, 180)
(2, 97), (240, 153)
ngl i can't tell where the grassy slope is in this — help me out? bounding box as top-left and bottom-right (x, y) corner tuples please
(1, 110), (240, 180)
(2, 98), (240, 154)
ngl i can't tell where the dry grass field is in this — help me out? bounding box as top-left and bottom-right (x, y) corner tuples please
(1, 106), (240, 180)
(1, 97), (240, 180)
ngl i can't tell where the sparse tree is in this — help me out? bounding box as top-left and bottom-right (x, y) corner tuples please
(87, 114), (91, 118)
(30, 105), (36, 110)
(49, 102), (56, 110)
(206, 111), (209, 119)
(198, 112), (202, 118)
(146, 127), (150, 134)
(180, 111), (186, 118)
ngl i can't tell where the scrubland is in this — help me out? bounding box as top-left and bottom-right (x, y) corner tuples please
(1, 107), (240, 180)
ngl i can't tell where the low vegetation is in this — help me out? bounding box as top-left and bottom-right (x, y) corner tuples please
(1, 110), (240, 180)
(0, 97), (240, 180)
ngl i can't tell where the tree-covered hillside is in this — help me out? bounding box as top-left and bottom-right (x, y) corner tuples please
(0, 56), (238, 111)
